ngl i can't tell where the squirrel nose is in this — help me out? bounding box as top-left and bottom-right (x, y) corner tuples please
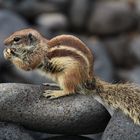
(4, 37), (11, 46)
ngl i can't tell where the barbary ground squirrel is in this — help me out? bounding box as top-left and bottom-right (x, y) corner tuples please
(3, 28), (140, 125)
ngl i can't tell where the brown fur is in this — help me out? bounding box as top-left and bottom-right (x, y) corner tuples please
(47, 35), (94, 79)
(95, 78), (140, 125)
(47, 49), (87, 65)
(3, 28), (93, 98)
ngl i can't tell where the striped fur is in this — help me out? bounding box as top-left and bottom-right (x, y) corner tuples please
(44, 35), (94, 94)
(4, 29), (94, 98)
(47, 35), (94, 79)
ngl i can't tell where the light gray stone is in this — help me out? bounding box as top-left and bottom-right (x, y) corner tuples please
(36, 13), (68, 33)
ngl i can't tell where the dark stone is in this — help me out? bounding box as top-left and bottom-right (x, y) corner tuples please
(0, 122), (34, 140)
(45, 135), (93, 140)
(135, 0), (140, 31)
(1, 0), (61, 19)
(88, 1), (136, 35)
(102, 110), (140, 140)
(103, 34), (136, 67)
(0, 83), (110, 134)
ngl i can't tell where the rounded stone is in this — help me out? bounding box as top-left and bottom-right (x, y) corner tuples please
(36, 13), (68, 33)
(0, 83), (110, 135)
(102, 110), (140, 140)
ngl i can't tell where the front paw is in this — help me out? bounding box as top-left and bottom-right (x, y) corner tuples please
(43, 90), (64, 99)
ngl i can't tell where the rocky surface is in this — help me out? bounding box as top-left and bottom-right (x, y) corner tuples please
(0, 83), (110, 135)
(0, 122), (34, 140)
(102, 110), (140, 140)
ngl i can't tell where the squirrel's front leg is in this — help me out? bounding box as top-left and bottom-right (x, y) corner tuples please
(41, 57), (69, 99)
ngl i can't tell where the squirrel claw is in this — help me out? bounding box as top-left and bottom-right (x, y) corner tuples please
(43, 90), (65, 99)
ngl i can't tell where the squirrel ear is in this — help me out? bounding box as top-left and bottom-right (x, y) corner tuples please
(28, 33), (36, 44)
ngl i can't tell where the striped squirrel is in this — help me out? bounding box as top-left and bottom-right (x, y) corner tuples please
(3, 28), (140, 125)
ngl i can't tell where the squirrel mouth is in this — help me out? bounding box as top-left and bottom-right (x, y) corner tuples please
(3, 46), (23, 60)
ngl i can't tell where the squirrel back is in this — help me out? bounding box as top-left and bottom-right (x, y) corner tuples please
(45, 35), (94, 82)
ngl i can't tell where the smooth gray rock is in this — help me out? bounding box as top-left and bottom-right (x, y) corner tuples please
(102, 110), (140, 140)
(0, 83), (110, 135)
(0, 122), (34, 140)
(88, 1), (136, 35)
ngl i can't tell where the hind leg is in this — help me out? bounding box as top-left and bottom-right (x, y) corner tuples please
(43, 72), (79, 99)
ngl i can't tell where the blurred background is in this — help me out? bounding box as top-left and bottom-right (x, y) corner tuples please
(1, 0), (140, 85)
(0, 0), (140, 139)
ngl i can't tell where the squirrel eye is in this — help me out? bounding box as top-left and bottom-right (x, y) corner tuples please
(13, 37), (21, 42)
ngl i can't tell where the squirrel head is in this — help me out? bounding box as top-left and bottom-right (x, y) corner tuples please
(4, 28), (43, 47)
(3, 28), (48, 60)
